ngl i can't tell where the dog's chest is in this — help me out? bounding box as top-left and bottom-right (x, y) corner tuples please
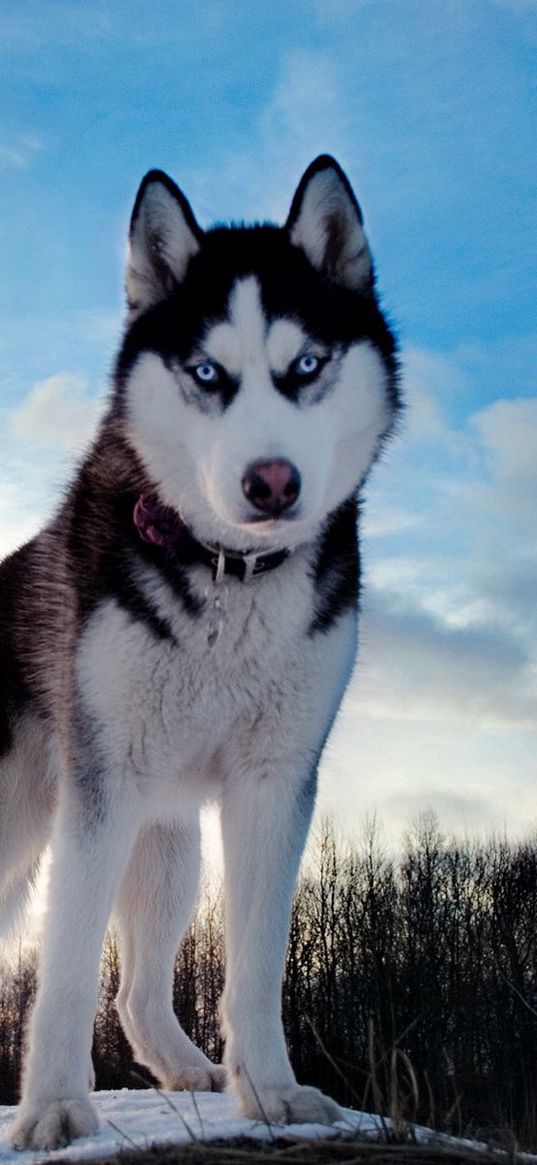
(77, 561), (315, 781)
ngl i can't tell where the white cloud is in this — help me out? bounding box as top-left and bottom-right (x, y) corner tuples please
(471, 397), (537, 503)
(321, 348), (537, 845)
(260, 50), (347, 156)
(0, 132), (42, 170)
(321, 696), (537, 849)
(363, 507), (424, 538)
(356, 590), (536, 731)
(9, 373), (105, 452)
(188, 48), (352, 226)
(257, 49), (354, 221)
(401, 348), (465, 442)
(0, 482), (44, 561)
(0, 372), (106, 557)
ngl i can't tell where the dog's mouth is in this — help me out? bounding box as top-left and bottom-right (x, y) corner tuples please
(242, 510), (299, 526)
(196, 505), (303, 558)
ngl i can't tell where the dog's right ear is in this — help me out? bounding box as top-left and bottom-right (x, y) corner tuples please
(126, 170), (203, 319)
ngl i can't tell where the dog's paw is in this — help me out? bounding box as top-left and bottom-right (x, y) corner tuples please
(10, 1097), (99, 1150)
(165, 1063), (227, 1092)
(238, 1082), (342, 1125)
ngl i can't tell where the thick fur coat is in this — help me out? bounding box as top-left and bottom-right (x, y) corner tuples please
(0, 156), (399, 1149)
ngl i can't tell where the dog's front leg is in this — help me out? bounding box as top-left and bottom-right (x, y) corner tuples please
(220, 741), (342, 1126)
(11, 765), (143, 1150)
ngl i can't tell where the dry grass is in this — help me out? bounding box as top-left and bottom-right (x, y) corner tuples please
(59, 1136), (533, 1165)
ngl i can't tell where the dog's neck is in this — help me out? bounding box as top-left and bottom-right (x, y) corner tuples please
(133, 495), (290, 584)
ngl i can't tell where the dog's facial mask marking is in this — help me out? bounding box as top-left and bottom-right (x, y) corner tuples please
(119, 154), (398, 551)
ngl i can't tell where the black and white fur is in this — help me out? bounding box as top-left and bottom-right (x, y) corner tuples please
(0, 156), (399, 1149)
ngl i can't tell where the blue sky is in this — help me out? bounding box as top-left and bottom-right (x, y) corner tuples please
(1, 0), (536, 849)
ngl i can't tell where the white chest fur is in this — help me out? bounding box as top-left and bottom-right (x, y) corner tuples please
(75, 552), (348, 807)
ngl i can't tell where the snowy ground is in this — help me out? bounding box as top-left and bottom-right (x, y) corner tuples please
(0, 1090), (385, 1163)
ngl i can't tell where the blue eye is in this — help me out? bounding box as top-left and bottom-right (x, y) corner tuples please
(295, 354), (320, 377)
(193, 362), (219, 385)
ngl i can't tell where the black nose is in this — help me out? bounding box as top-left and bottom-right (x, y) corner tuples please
(242, 458), (301, 515)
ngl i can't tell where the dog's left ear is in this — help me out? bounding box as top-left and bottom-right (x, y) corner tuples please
(286, 155), (373, 292)
(126, 170), (203, 318)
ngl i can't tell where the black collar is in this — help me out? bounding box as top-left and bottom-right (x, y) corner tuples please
(133, 495), (290, 583)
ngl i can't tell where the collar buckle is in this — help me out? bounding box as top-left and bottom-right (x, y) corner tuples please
(210, 548), (265, 584)
(240, 551), (264, 584)
(212, 547), (226, 586)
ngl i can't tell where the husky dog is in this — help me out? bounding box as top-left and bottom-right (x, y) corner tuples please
(0, 156), (399, 1149)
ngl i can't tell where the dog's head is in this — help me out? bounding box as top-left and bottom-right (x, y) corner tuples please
(116, 156), (399, 552)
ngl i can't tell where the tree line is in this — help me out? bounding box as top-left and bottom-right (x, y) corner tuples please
(2, 815), (537, 1148)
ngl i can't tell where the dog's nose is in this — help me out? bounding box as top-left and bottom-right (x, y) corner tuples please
(241, 458), (301, 515)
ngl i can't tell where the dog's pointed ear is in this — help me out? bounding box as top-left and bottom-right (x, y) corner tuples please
(286, 155), (373, 292)
(126, 170), (203, 318)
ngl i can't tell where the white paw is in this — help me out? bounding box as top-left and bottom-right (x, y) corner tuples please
(237, 1082), (342, 1125)
(10, 1097), (99, 1150)
(165, 1063), (227, 1092)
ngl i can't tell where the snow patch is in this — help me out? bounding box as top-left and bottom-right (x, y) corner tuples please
(0, 1089), (381, 1162)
